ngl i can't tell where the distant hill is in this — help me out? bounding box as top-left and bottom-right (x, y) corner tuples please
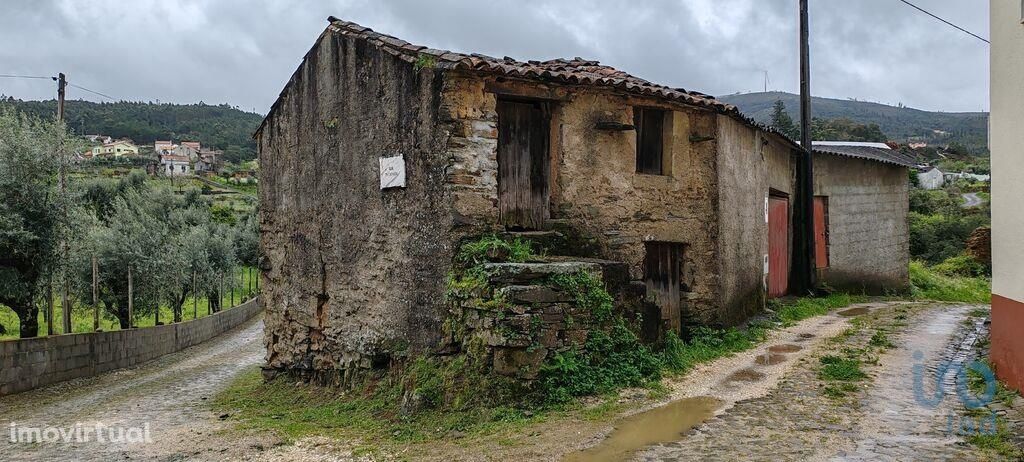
(0, 98), (263, 163)
(718, 91), (989, 154)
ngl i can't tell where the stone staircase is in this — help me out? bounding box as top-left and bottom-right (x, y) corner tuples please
(452, 230), (652, 380)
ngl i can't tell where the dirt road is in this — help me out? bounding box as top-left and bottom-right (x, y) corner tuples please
(962, 192), (984, 208)
(0, 316), (267, 461)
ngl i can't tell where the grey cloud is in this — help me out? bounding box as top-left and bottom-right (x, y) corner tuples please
(0, 0), (989, 114)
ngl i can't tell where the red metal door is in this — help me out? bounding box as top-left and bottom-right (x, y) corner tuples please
(768, 196), (790, 298)
(813, 196), (829, 269)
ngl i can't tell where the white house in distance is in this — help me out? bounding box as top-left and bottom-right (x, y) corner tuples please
(917, 167), (945, 190)
(159, 153), (190, 176)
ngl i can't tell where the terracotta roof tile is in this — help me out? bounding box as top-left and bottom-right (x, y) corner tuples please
(258, 16), (802, 150)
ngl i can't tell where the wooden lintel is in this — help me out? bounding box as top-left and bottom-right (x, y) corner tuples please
(484, 80), (570, 102)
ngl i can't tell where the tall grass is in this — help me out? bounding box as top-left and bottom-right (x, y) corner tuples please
(910, 260), (990, 303)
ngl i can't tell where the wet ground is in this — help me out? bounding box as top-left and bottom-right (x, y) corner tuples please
(0, 316), (269, 461)
(3, 303), (1019, 461)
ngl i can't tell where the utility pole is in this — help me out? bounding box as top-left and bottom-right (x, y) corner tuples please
(56, 72), (72, 334)
(798, 0), (817, 292)
(92, 255), (99, 331)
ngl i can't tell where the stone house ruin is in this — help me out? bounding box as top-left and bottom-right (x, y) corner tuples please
(256, 17), (911, 381)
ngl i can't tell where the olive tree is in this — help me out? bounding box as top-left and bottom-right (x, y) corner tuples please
(0, 109), (66, 338)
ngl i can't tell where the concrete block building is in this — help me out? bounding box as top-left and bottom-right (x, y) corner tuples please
(256, 17), (912, 379)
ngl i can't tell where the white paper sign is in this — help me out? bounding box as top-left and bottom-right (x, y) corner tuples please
(379, 155), (406, 189)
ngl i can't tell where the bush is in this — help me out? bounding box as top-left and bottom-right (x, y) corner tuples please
(910, 260), (990, 303)
(933, 254), (988, 277)
(455, 235), (534, 266)
(909, 212), (988, 264)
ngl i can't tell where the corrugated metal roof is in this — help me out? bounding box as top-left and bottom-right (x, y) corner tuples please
(255, 16), (801, 150)
(812, 142), (915, 167)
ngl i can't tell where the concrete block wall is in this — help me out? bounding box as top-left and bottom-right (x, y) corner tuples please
(0, 298), (261, 396)
(813, 153), (910, 293)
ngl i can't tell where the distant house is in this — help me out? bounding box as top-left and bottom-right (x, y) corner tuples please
(91, 139), (139, 157)
(159, 153), (191, 176)
(154, 140), (175, 151)
(918, 167), (945, 190)
(195, 149), (221, 173)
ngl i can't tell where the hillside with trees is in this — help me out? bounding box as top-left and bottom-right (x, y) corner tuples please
(720, 91), (988, 155)
(0, 97), (263, 163)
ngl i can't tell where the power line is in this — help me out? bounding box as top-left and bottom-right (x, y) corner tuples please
(896, 0), (990, 44)
(0, 74), (52, 80)
(67, 82), (118, 101)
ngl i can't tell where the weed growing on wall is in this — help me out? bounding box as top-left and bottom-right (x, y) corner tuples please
(455, 235), (535, 267)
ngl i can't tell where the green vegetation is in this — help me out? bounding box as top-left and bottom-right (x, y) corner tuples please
(819, 355), (868, 381)
(722, 91), (989, 154)
(771, 293), (867, 326)
(455, 234), (535, 266)
(218, 229), (870, 448)
(909, 260), (990, 303)
(0, 108), (70, 338)
(1, 98), (262, 163)
(768, 99), (887, 142)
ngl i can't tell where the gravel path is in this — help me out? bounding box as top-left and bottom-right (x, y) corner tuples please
(0, 315), (266, 461)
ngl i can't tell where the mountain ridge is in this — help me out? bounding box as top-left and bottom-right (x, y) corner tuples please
(718, 91), (988, 153)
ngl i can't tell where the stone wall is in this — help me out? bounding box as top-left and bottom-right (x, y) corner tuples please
(715, 115), (797, 324)
(0, 299), (261, 396)
(813, 153), (910, 292)
(441, 74), (726, 326)
(257, 30), (458, 383)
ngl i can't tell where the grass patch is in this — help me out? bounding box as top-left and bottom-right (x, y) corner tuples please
(819, 355), (868, 381)
(660, 324), (769, 375)
(868, 330), (896, 349)
(771, 293), (867, 326)
(965, 419), (1023, 460)
(0, 266), (258, 339)
(910, 260), (990, 303)
(456, 235), (535, 266)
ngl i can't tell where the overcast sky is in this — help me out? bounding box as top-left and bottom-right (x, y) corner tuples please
(0, 0), (990, 114)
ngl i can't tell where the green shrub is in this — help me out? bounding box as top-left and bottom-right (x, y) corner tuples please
(539, 321), (661, 404)
(456, 235), (534, 266)
(547, 271), (614, 322)
(933, 254), (989, 277)
(909, 212), (988, 264)
(910, 260), (990, 303)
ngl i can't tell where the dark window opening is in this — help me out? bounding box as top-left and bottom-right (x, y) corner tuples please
(635, 107), (666, 175)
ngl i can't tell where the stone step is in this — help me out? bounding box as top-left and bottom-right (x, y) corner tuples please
(503, 220), (601, 257)
(481, 262), (603, 285)
(496, 285), (576, 305)
(541, 256), (631, 294)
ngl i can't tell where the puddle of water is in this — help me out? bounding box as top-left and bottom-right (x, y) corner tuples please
(563, 397), (722, 462)
(838, 307), (870, 317)
(768, 344), (803, 353)
(754, 353), (788, 365)
(726, 368), (765, 382)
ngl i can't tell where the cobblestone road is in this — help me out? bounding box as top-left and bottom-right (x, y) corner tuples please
(640, 304), (1012, 462)
(0, 316), (266, 461)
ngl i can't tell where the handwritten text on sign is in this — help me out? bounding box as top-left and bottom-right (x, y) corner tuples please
(379, 155), (406, 189)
